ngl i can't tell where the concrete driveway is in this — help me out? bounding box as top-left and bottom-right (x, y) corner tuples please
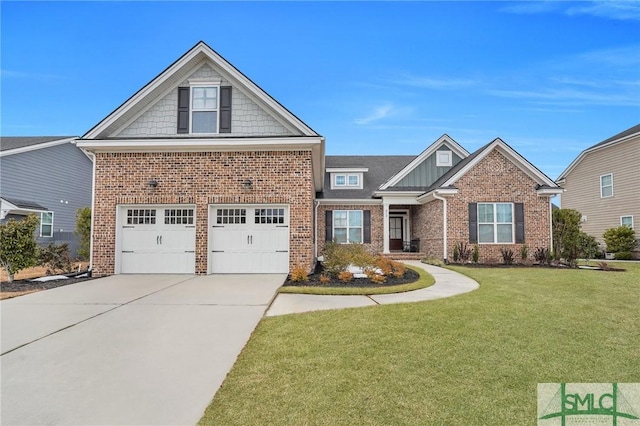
(1, 274), (285, 426)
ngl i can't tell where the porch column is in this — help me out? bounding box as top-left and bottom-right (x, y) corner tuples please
(383, 201), (390, 254)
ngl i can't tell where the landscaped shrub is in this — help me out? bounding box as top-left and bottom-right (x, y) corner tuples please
(472, 244), (479, 263)
(452, 241), (472, 263)
(578, 232), (600, 261)
(323, 242), (374, 276)
(500, 247), (514, 265)
(0, 214), (40, 282)
(338, 271), (354, 282)
(75, 207), (91, 261)
(534, 247), (552, 265)
(38, 242), (73, 275)
(552, 208), (582, 266)
(603, 226), (637, 254)
(520, 245), (528, 263)
(366, 270), (386, 284)
(614, 252), (633, 260)
(289, 265), (309, 282)
(319, 274), (331, 284)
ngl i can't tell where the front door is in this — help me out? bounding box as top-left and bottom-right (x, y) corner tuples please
(389, 217), (403, 251)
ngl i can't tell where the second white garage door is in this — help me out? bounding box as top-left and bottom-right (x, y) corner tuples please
(209, 205), (289, 273)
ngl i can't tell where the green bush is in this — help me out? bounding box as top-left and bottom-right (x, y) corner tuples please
(75, 207), (91, 260)
(552, 208), (582, 266)
(0, 215), (40, 282)
(322, 242), (373, 277)
(614, 252), (633, 260)
(603, 226), (636, 253)
(500, 247), (514, 265)
(520, 244), (528, 263)
(472, 244), (479, 263)
(577, 232), (600, 261)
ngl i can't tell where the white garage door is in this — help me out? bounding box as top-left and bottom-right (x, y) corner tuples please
(119, 206), (196, 274)
(209, 205), (289, 273)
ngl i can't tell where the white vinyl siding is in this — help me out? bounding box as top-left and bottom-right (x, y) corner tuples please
(333, 210), (363, 243)
(478, 203), (513, 244)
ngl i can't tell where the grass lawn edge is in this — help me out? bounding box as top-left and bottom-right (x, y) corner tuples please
(278, 265), (435, 296)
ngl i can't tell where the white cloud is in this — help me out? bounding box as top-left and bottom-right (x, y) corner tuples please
(500, 0), (640, 21)
(0, 69), (63, 81)
(393, 73), (476, 90)
(354, 104), (394, 125)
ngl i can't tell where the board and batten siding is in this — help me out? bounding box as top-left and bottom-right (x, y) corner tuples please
(560, 137), (640, 245)
(0, 143), (93, 255)
(395, 145), (463, 188)
(115, 63), (293, 138)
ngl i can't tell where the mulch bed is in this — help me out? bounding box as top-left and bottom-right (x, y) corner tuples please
(1, 275), (95, 294)
(448, 262), (626, 271)
(283, 265), (420, 288)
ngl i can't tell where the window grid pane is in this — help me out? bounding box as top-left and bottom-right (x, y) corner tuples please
(164, 208), (194, 225)
(335, 175), (346, 186)
(127, 209), (156, 225)
(348, 175), (359, 186)
(216, 208), (246, 224)
(333, 210), (363, 244)
(477, 203), (513, 243)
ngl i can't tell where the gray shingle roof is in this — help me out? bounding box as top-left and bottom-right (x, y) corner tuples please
(1, 196), (48, 211)
(0, 136), (76, 152)
(588, 123), (640, 150)
(317, 155), (415, 199)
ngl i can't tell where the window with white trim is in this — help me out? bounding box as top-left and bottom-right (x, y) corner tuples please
(436, 150), (452, 167)
(40, 211), (53, 237)
(332, 173), (362, 189)
(621, 216), (634, 229)
(333, 210), (363, 243)
(600, 173), (613, 198)
(478, 203), (513, 243)
(191, 86), (218, 133)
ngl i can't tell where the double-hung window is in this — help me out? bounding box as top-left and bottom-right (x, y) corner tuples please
(191, 86), (218, 134)
(40, 211), (53, 237)
(478, 203), (513, 243)
(621, 216), (634, 229)
(333, 210), (363, 243)
(600, 174), (613, 198)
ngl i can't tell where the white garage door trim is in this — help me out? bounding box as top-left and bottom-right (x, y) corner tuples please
(208, 204), (289, 274)
(116, 204), (196, 274)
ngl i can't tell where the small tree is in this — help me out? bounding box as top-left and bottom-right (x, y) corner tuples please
(0, 215), (40, 282)
(577, 232), (599, 263)
(75, 207), (91, 260)
(603, 226), (636, 253)
(552, 208), (582, 266)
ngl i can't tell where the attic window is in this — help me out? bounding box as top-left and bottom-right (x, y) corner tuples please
(192, 86), (218, 133)
(436, 150), (452, 167)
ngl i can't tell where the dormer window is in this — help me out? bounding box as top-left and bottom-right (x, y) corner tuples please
(332, 173), (362, 189)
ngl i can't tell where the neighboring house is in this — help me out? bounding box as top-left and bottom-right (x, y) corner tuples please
(77, 41), (561, 276)
(0, 136), (93, 257)
(557, 124), (640, 254)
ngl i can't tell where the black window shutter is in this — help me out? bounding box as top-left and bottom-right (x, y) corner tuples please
(325, 210), (333, 242)
(363, 210), (371, 243)
(469, 203), (478, 243)
(515, 203), (525, 243)
(177, 87), (190, 134)
(219, 86), (232, 133)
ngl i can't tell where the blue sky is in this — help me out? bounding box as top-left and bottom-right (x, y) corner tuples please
(1, 1), (639, 178)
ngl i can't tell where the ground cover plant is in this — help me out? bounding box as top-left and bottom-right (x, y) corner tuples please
(200, 263), (640, 425)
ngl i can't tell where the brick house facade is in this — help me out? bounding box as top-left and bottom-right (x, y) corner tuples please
(78, 41), (561, 276)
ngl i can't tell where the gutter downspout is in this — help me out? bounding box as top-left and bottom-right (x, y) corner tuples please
(432, 191), (448, 263)
(85, 150), (96, 275)
(314, 200), (320, 260)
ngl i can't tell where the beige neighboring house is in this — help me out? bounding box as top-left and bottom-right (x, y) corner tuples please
(557, 124), (640, 256)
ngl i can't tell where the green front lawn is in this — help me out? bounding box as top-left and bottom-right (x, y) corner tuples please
(200, 263), (640, 425)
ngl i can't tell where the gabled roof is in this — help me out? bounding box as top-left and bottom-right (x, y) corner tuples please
(420, 138), (561, 198)
(317, 155), (415, 200)
(0, 196), (48, 211)
(379, 134), (469, 190)
(0, 136), (77, 155)
(83, 41), (320, 139)
(556, 123), (640, 182)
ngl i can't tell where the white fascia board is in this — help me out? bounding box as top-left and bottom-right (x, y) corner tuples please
(326, 167), (369, 173)
(416, 188), (459, 204)
(536, 188), (564, 197)
(441, 139), (558, 189)
(379, 134), (469, 190)
(316, 199), (382, 205)
(75, 136), (323, 152)
(0, 137), (77, 157)
(556, 131), (640, 181)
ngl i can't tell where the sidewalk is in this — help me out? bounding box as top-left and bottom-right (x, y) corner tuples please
(265, 260), (479, 316)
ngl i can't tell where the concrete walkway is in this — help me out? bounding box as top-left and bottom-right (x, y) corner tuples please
(266, 260), (479, 316)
